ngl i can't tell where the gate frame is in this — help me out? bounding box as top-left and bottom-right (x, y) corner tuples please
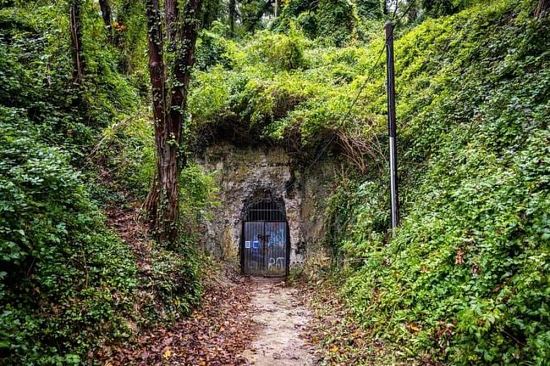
(239, 197), (291, 277)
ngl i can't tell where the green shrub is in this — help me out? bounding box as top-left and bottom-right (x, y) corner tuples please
(0, 107), (204, 365)
(246, 27), (307, 71)
(322, 0), (550, 364)
(94, 109), (156, 198)
(139, 247), (202, 324)
(0, 3), (204, 364)
(275, 0), (361, 46)
(179, 164), (220, 246)
(195, 28), (233, 71)
(0, 112), (139, 364)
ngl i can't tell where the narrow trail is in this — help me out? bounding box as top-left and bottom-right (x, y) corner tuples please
(99, 269), (318, 365)
(241, 278), (317, 366)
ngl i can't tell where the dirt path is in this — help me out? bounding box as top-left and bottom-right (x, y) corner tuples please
(98, 269), (317, 365)
(241, 278), (316, 366)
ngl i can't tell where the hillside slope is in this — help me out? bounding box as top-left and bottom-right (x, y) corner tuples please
(0, 4), (202, 364)
(329, 2), (550, 364)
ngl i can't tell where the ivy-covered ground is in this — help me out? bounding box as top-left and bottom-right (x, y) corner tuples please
(0, 3), (209, 364)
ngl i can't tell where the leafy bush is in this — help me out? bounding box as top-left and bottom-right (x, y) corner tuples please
(0, 3), (204, 364)
(246, 28), (307, 71)
(94, 109), (156, 198)
(0, 112), (139, 364)
(179, 164), (220, 245)
(275, 0), (360, 45)
(139, 247), (202, 324)
(195, 28), (233, 71)
(0, 8), (94, 155)
(0, 3), (144, 146)
(323, 0), (550, 364)
(188, 28), (382, 153)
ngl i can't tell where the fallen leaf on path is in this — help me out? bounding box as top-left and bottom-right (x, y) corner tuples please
(96, 267), (257, 365)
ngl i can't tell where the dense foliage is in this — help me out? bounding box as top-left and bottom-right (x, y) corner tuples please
(0, 2), (202, 364)
(0, 113), (140, 365)
(1, 0), (548, 364)
(330, 2), (549, 364)
(189, 0), (549, 364)
(334, 2), (550, 364)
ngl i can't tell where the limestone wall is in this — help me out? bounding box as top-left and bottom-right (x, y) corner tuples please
(194, 143), (335, 270)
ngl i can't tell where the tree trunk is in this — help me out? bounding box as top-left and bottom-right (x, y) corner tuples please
(165, 0), (179, 44)
(69, 0), (85, 84)
(170, 0), (202, 155)
(229, 0), (236, 35)
(145, 0), (202, 245)
(98, 0), (113, 41)
(144, 0), (167, 237)
(535, 0), (549, 17)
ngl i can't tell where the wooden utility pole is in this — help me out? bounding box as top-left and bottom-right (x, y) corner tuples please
(385, 22), (400, 232)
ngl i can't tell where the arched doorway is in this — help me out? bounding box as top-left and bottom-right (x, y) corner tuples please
(241, 197), (289, 277)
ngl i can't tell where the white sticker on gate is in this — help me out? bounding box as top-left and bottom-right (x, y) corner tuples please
(252, 241), (259, 249)
(245, 241), (251, 249)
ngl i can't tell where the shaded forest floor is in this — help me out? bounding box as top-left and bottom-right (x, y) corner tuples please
(100, 267), (257, 365)
(99, 266), (320, 365)
(98, 265), (396, 366)
(96, 179), (374, 365)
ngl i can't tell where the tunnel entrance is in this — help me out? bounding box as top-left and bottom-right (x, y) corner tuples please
(241, 197), (289, 277)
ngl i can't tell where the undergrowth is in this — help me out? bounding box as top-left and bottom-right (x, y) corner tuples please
(0, 2), (204, 364)
(189, 0), (549, 364)
(327, 1), (549, 364)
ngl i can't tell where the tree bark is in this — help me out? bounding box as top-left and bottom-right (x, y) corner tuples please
(229, 0), (236, 35)
(145, 0), (202, 245)
(170, 0), (202, 154)
(165, 0), (179, 44)
(144, 0), (167, 237)
(69, 0), (85, 84)
(98, 0), (113, 41)
(535, 0), (549, 17)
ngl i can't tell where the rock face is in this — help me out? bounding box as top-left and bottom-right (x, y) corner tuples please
(195, 143), (334, 273)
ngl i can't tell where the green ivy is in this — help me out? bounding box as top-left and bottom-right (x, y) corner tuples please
(188, 0), (549, 363)
(0, 2), (204, 364)
(327, 1), (550, 364)
(0, 112), (139, 364)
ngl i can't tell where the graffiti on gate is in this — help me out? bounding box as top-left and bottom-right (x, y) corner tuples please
(244, 220), (287, 276)
(268, 257), (285, 271)
(267, 230), (284, 246)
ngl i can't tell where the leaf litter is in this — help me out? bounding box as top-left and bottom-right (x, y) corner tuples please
(98, 267), (258, 366)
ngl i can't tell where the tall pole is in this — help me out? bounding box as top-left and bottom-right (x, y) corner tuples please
(385, 22), (400, 231)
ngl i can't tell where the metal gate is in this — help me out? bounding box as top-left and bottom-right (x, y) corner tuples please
(242, 200), (288, 277)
